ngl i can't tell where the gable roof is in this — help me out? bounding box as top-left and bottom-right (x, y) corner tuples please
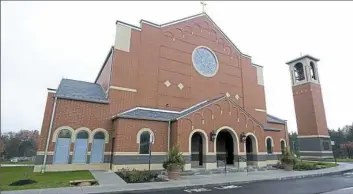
(94, 46), (113, 83)
(113, 96), (286, 127)
(264, 126), (281, 132)
(116, 12), (251, 59)
(176, 96), (225, 119)
(112, 96), (225, 122)
(114, 107), (180, 122)
(56, 79), (109, 104)
(286, 54), (320, 65)
(267, 114), (286, 124)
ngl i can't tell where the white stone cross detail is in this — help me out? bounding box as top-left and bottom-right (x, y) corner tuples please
(200, 1), (207, 13)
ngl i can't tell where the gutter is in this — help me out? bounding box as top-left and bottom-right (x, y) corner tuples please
(284, 120), (290, 150)
(41, 96), (58, 173)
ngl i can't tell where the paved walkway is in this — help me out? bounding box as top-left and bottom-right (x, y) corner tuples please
(89, 170), (127, 186)
(2, 163), (353, 194)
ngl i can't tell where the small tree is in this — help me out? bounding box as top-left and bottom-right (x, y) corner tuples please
(162, 146), (185, 171)
(280, 147), (295, 165)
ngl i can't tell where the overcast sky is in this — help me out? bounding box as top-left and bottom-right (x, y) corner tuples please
(1, 1), (353, 133)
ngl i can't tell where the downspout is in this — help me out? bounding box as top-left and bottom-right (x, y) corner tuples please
(41, 96), (58, 173)
(167, 120), (171, 154)
(284, 120), (290, 151)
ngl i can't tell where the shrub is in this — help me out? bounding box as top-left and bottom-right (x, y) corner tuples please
(280, 147), (295, 165)
(116, 168), (158, 183)
(162, 146), (185, 171)
(293, 161), (338, 171)
(293, 162), (316, 170)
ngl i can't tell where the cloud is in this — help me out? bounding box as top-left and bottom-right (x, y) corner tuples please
(1, 1), (352, 133)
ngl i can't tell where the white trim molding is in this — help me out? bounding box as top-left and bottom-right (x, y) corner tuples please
(265, 136), (274, 147)
(255, 109), (266, 112)
(299, 151), (333, 154)
(191, 46), (219, 78)
(297, 135), (331, 138)
(113, 152), (167, 156)
(52, 126), (75, 142)
(280, 138), (287, 148)
(136, 128), (154, 144)
(244, 132), (259, 154)
(116, 21), (141, 31)
(37, 151), (54, 155)
(189, 129), (209, 155)
(300, 156), (333, 159)
(110, 86), (137, 92)
(213, 126), (240, 154)
(73, 127), (92, 143)
(90, 128), (109, 143)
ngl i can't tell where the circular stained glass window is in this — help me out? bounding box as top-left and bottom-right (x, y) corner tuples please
(192, 46), (219, 77)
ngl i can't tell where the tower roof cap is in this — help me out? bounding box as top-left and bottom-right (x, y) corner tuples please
(286, 55), (320, 65)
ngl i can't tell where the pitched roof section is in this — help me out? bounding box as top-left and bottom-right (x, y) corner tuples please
(286, 55), (320, 64)
(114, 107), (180, 122)
(176, 96), (225, 119)
(94, 46), (113, 83)
(115, 12), (251, 58)
(113, 95), (287, 127)
(113, 96), (225, 121)
(264, 126), (281, 132)
(56, 79), (109, 104)
(267, 114), (286, 124)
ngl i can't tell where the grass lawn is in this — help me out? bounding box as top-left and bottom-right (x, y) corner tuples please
(0, 166), (94, 191)
(294, 161), (338, 171)
(336, 158), (353, 162)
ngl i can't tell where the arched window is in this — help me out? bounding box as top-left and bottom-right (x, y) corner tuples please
(54, 129), (72, 164)
(310, 62), (317, 80)
(294, 63), (305, 82)
(90, 132), (105, 163)
(280, 140), (286, 153)
(266, 137), (273, 154)
(139, 131), (150, 154)
(72, 131), (89, 164)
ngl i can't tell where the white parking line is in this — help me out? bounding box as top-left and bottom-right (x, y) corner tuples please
(214, 185), (242, 190)
(184, 188), (212, 193)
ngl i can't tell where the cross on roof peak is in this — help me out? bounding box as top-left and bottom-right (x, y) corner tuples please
(200, 1), (207, 13)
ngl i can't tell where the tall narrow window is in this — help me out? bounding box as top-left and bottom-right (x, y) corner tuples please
(294, 63), (305, 82)
(280, 140), (286, 153)
(310, 62), (317, 80)
(53, 129), (72, 164)
(139, 131), (150, 154)
(266, 138), (273, 154)
(72, 131), (89, 164)
(90, 132), (105, 163)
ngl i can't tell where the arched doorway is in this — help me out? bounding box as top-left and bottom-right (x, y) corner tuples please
(191, 132), (206, 168)
(281, 140), (286, 153)
(53, 129), (72, 164)
(216, 130), (235, 166)
(245, 134), (258, 166)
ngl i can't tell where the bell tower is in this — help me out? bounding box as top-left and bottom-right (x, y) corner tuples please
(286, 55), (333, 160)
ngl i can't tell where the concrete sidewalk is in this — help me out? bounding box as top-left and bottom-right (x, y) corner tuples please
(2, 163), (353, 194)
(89, 170), (127, 186)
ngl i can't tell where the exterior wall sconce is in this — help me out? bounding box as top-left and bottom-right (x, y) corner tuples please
(240, 132), (247, 143)
(210, 130), (217, 142)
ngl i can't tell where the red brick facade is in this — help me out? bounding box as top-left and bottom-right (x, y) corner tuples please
(292, 83), (329, 136)
(36, 13), (289, 171)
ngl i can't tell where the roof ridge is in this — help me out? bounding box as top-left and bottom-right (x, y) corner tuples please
(62, 78), (100, 85)
(226, 97), (264, 127)
(176, 95), (226, 120)
(267, 113), (285, 122)
(114, 12), (251, 58)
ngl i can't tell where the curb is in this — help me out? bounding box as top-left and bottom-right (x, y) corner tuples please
(95, 167), (353, 194)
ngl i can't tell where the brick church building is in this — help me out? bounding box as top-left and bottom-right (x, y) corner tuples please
(35, 12), (331, 172)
